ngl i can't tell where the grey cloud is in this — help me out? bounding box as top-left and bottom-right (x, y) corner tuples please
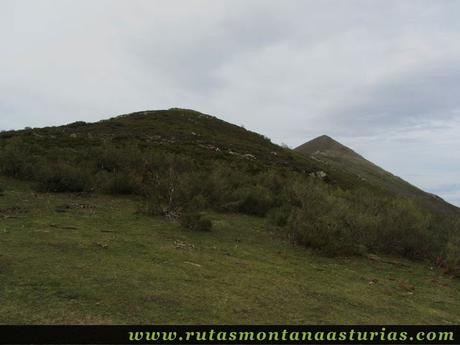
(328, 64), (460, 136)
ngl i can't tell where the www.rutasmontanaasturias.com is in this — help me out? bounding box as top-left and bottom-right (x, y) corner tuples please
(128, 327), (455, 343)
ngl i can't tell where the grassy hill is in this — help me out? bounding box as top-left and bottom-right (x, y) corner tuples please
(0, 108), (459, 324)
(0, 109), (389, 192)
(1, 176), (459, 324)
(1, 108), (303, 168)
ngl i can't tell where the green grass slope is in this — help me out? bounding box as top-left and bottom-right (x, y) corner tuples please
(1, 177), (459, 324)
(295, 135), (458, 214)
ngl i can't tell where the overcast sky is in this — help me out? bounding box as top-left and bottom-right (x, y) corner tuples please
(1, 0), (459, 206)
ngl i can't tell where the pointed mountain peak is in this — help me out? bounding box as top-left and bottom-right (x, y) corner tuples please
(316, 134), (334, 140)
(295, 135), (356, 156)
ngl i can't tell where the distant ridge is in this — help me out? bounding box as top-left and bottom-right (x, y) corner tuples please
(295, 135), (458, 213)
(296, 135), (388, 172)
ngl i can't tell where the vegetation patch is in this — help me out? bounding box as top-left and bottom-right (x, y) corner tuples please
(180, 212), (213, 232)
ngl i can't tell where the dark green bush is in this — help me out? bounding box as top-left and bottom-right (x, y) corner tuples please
(287, 183), (361, 256)
(104, 173), (141, 195)
(285, 178), (438, 258)
(445, 226), (460, 277)
(232, 185), (274, 216)
(187, 194), (209, 211)
(36, 164), (91, 193)
(374, 199), (433, 258)
(0, 146), (26, 178)
(180, 213), (212, 232)
(0, 185), (4, 196)
(205, 164), (251, 208)
(266, 206), (292, 227)
(92, 145), (144, 173)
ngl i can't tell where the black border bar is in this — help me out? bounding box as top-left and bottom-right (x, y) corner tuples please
(0, 325), (458, 344)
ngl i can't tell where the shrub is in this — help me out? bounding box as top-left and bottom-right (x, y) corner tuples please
(285, 178), (436, 258)
(91, 144), (144, 173)
(266, 206), (292, 227)
(445, 228), (460, 277)
(187, 194), (209, 211)
(0, 146), (26, 178)
(104, 173), (141, 195)
(0, 185), (4, 196)
(232, 185), (274, 216)
(141, 155), (208, 217)
(180, 213), (212, 232)
(36, 164), (91, 193)
(371, 198), (433, 258)
(288, 188), (361, 256)
(205, 163), (250, 208)
(92, 146), (122, 173)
